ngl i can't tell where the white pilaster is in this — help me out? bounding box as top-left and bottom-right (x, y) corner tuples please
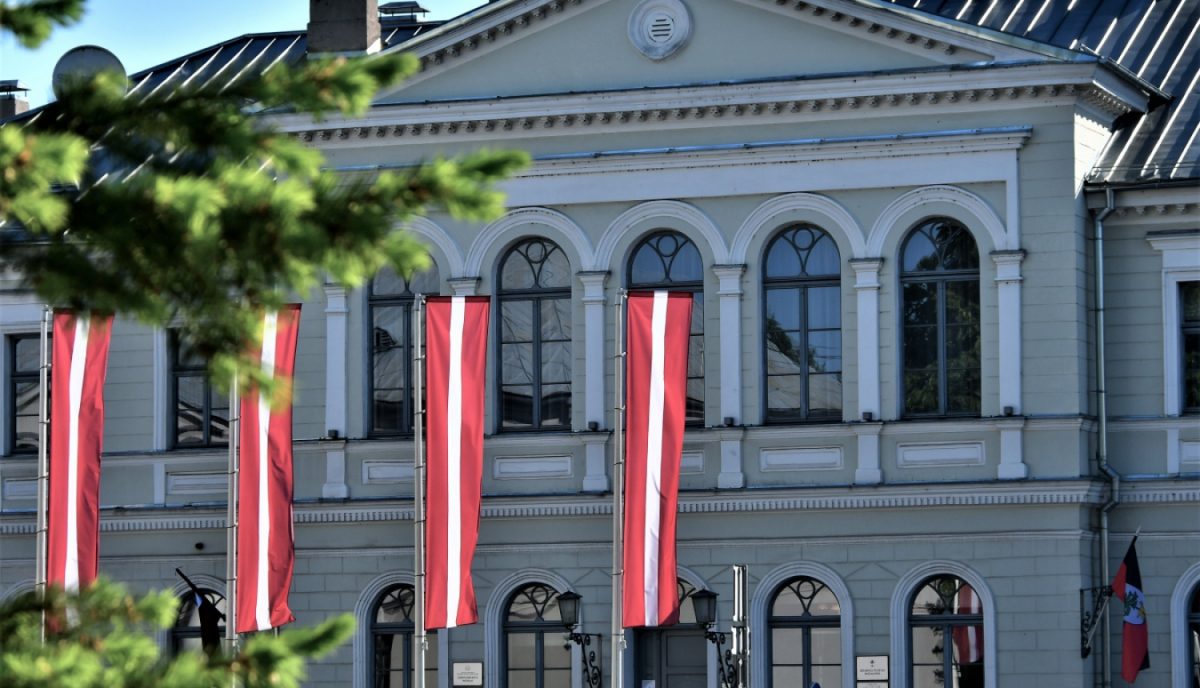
(849, 259), (883, 422)
(447, 277), (480, 296)
(996, 417), (1026, 480)
(580, 431), (611, 492)
(151, 327), (169, 451)
(712, 265), (746, 489)
(991, 250), (1027, 480)
(577, 272), (609, 430)
(853, 421), (883, 485)
(323, 284), (350, 499)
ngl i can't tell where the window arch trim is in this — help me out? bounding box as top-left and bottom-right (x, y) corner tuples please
(751, 562), (855, 688)
(1170, 559), (1200, 686)
(484, 569), (581, 688)
(352, 571), (450, 688)
(889, 560), (996, 688)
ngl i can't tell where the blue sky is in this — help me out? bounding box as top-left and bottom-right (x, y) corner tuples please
(0, 0), (483, 107)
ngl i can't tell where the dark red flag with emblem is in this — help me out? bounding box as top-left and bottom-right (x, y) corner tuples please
(1111, 536), (1149, 683)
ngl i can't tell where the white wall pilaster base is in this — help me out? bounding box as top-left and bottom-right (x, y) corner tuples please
(717, 427), (745, 489)
(854, 422), (883, 484)
(322, 441), (350, 499)
(580, 431), (611, 492)
(997, 418), (1026, 480)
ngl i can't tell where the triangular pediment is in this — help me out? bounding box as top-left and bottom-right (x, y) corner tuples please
(376, 0), (1062, 103)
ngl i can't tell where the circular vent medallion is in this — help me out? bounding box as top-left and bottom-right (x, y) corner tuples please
(628, 0), (691, 60)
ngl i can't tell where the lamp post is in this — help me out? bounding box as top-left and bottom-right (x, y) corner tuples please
(558, 591), (602, 688)
(692, 589), (743, 688)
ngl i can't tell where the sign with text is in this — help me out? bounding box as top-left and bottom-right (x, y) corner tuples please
(452, 662), (483, 686)
(857, 683), (889, 688)
(856, 655), (889, 680)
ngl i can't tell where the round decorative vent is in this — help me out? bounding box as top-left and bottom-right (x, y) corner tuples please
(628, 0), (691, 60)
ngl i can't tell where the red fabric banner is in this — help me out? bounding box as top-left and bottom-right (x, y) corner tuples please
(1113, 537), (1150, 683)
(237, 305), (301, 633)
(47, 311), (113, 592)
(424, 296), (489, 629)
(623, 291), (692, 628)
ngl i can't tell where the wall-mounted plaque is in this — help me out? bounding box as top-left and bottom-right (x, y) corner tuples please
(856, 655), (889, 680)
(452, 662), (483, 686)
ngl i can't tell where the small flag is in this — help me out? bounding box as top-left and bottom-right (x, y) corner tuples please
(237, 305), (302, 633)
(47, 311), (113, 592)
(424, 296), (489, 629)
(1112, 536), (1150, 683)
(623, 291), (692, 628)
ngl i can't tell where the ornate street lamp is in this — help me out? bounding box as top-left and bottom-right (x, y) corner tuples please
(691, 589), (742, 688)
(557, 591), (602, 688)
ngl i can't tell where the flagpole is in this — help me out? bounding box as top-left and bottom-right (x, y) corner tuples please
(611, 290), (627, 688)
(413, 296), (427, 688)
(225, 374), (239, 653)
(35, 306), (50, 643)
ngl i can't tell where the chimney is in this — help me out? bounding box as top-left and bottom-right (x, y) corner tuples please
(308, 0), (381, 55)
(0, 81), (30, 119)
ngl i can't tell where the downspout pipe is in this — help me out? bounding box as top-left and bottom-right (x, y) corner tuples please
(1093, 186), (1118, 688)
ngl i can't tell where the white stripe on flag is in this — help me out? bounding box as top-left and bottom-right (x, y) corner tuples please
(64, 316), (90, 592)
(256, 311), (278, 630)
(445, 297), (465, 627)
(643, 291), (668, 626)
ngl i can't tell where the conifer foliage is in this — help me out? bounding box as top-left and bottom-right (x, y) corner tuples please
(0, 0), (529, 393)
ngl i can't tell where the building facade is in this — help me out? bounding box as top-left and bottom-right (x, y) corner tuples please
(2, 1), (1199, 687)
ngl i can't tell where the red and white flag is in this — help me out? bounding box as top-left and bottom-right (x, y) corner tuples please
(424, 296), (489, 629)
(237, 305), (301, 633)
(1113, 536), (1150, 683)
(47, 311), (113, 592)
(623, 291), (692, 628)
(952, 582), (984, 664)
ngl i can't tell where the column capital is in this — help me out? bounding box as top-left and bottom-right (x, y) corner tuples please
(990, 249), (1025, 283)
(576, 271), (610, 302)
(323, 284), (349, 313)
(448, 277), (481, 296)
(849, 258), (883, 289)
(712, 263), (746, 295)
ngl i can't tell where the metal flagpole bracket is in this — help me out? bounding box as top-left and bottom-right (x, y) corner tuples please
(1080, 585), (1113, 658)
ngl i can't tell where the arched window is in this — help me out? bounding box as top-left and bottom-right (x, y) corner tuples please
(628, 231), (705, 424)
(768, 576), (841, 687)
(372, 584), (438, 688)
(900, 219), (980, 417)
(1190, 585), (1200, 685)
(908, 575), (984, 688)
(497, 239), (572, 430)
(503, 582), (572, 687)
(171, 588), (226, 655)
(762, 225), (842, 422)
(369, 260), (440, 435)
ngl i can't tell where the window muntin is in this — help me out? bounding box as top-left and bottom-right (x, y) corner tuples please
(900, 219), (981, 417)
(628, 231), (705, 425)
(372, 584), (438, 688)
(908, 576), (984, 688)
(369, 261), (440, 435)
(503, 583), (571, 688)
(768, 576), (842, 688)
(498, 239), (572, 431)
(171, 332), (228, 448)
(171, 588), (226, 655)
(763, 225), (842, 422)
(8, 334), (45, 454)
(1182, 281), (1200, 413)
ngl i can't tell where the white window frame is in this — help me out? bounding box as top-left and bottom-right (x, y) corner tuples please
(1146, 231), (1200, 417)
(1171, 560), (1200, 687)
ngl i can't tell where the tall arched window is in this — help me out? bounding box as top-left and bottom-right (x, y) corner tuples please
(498, 239), (572, 431)
(768, 576), (841, 687)
(900, 219), (980, 417)
(908, 575), (984, 688)
(629, 231), (705, 424)
(171, 588), (226, 655)
(1189, 585), (1200, 684)
(762, 225), (842, 422)
(369, 260), (440, 435)
(503, 583), (572, 688)
(372, 584), (438, 688)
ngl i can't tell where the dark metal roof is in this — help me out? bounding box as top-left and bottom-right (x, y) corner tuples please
(883, 0), (1199, 182)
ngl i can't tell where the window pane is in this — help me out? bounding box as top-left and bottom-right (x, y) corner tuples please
(811, 663), (843, 688)
(376, 586), (414, 623)
(904, 326), (938, 371)
(543, 669), (572, 688)
(765, 235), (803, 278)
(541, 299), (571, 341)
(631, 243), (667, 284)
(409, 262), (441, 294)
(808, 287), (840, 330)
(902, 230), (938, 272)
(373, 266), (408, 296)
(502, 252), (537, 290)
(690, 294), (704, 335)
(1183, 282), (1200, 322)
(502, 386), (534, 427)
(765, 288), (801, 331)
(502, 344), (535, 385)
(541, 341), (571, 385)
(507, 670), (536, 688)
(670, 240), (703, 283)
(507, 632), (537, 669)
(912, 664), (943, 688)
(538, 245), (571, 289)
(951, 624), (985, 665)
(686, 378), (705, 424)
(373, 306), (405, 352)
(911, 626), (944, 666)
(772, 666), (806, 687)
(946, 369), (981, 414)
(808, 330), (841, 374)
(903, 282), (938, 325)
(501, 301), (534, 343)
(904, 371), (939, 416)
(176, 375), (205, 445)
(1184, 331), (1200, 410)
(767, 375), (802, 420)
(688, 335), (704, 378)
(809, 374), (843, 418)
(540, 384), (571, 427)
(946, 281), (980, 325)
(14, 337), (41, 372)
(946, 323), (980, 369)
(766, 331), (804, 375)
(209, 386), (229, 444)
(543, 632), (572, 668)
(771, 627), (804, 660)
(811, 627), (841, 664)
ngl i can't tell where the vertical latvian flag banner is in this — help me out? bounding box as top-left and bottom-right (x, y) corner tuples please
(623, 291), (692, 628)
(425, 296), (490, 629)
(47, 311), (113, 592)
(1112, 536), (1150, 683)
(237, 305), (301, 633)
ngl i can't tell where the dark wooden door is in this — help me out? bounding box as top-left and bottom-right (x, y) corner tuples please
(635, 628), (707, 688)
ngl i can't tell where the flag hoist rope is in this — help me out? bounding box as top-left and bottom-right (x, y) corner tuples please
(611, 290), (627, 688)
(225, 375), (239, 652)
(414, 296), (427, 687)
(35, 306), (50, 643)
